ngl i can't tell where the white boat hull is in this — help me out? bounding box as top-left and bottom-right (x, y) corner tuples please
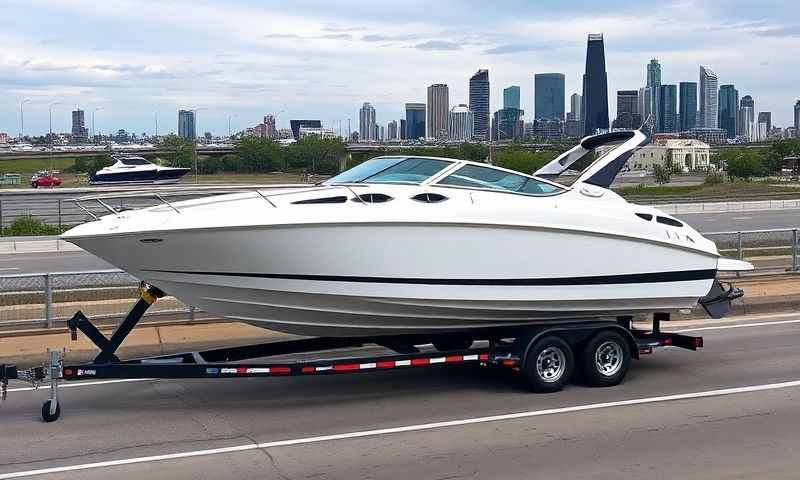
(70, 222), (718, 336)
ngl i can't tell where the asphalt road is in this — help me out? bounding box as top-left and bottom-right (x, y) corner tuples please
(678, 208), (800, 232)
(0, 251), (113, 275)
(1, 314), (799, 479)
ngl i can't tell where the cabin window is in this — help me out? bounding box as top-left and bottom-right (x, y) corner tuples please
(437, 164), (562, 195)
(635, 213), (653, 221)
(292, 196), (347, 204)
(411, 193), (448, 203)
(351, 193), (393, 203)
(325, 157), (452, 185)
(656, 216), (683, 227)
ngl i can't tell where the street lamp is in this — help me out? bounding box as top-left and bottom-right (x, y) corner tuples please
(19, 99), (32, 141)
(228, 114), (238, 139)
(92, 107), (104, 144)
(48, 102), (63, 171)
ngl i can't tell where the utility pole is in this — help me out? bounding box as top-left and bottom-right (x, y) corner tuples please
(154, 112), (158, 138)
(347, 118), (351, 142)
(19, 99), (31, 141)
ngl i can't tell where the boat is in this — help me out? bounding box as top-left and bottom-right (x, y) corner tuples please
(62, 129), (752, 337)
(89, 154), (190, 185)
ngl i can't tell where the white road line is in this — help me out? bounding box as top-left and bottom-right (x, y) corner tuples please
(5, 378), (153, 393)
(0, 267), (19, 271)
(2, 379), (800, 479)
(677, 318), (800, 333)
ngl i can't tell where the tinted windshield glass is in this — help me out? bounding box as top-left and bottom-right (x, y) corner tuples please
(438, 164), (563, 195)
(325, 157), (452, 185)
(119, 157), (150, 166)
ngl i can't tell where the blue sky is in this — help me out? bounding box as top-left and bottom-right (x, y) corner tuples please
(1, 0), (798, 136)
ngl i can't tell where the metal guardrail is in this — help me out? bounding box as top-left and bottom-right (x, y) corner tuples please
(0, 228), (797, 331)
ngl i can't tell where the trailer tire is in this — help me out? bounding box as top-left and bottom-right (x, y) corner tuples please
(432, 335), (473, 352)
(521, 335), (573, 393)
(41, 400), (60, 422)
(580, 330), (631, 387)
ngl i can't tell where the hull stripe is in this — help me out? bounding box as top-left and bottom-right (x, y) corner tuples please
(144, 269), (717, 286)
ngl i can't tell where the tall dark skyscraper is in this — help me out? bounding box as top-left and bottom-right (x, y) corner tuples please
(612, 90), (640, 130)
(399, 119), (407, 140)
(534, 73), (565, 121)
(581, 34), (609, 135)
(794, 100), (800, 137)
(469, 69), (490, 140)
(678, 82), (698, 132)
(405, 103), (426, 140)
(657, 84), (678, 133)
(71, 109), (88, 142)
(718, 84), (738, 138)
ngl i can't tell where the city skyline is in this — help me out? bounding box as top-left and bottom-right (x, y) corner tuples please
(1, 1), (798, 136)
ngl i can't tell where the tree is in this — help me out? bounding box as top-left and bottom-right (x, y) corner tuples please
(764, 139), (800, 174)
(653, 164), (671, 184)
(288, 136), (346, 174)
(725, 151), (764, 180)
(493, 149), (555, 174)
(159, 135), (195, 168)
(237, 137), (283, 172)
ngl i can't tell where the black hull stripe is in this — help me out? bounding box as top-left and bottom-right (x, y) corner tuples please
(145, 269), (717, 286)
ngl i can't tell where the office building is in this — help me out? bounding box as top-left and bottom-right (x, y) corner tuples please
(387, 120), (398, 141)
(533, 120), (563, 140)
(738, 95), (755, 142)
(717, 84), (738, 138)
(646, 59), (661, 125)
(493, 108), (524, 141)
(400, 119), (407, 140)
(656, 84), (678, 133)
(448, 104), (474, 142)
(795, 100), (800, 138)
(699, 65), (718, 128)
(757, 112), (771, 141)
(405, 103), (426, 140)
(613, 90), (640, 130)
(178, 109), (196, 140)
(359, 102), (377, 142)
(679, 82), (698, 132)
(568, 93), (582, 121)
(289, 120), (322, 140)
(681, 128), (727, 145)
(503, 85), (521, 110)
(427, 84), (449, 139)
(263, 115), (277, 139)
(71, 109), (88, 143)
(638, 87), (653, 126)
(581, 34), (609, 135)
(534, 73), (566, 121)
(469, 69), (490, 140)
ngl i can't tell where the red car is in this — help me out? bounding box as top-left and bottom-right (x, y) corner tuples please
(31, 171), (62, 188)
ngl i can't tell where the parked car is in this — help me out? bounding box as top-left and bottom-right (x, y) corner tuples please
(31, 171), (62, 188)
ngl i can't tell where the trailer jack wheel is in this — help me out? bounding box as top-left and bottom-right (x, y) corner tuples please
(41, 399), (60, 422)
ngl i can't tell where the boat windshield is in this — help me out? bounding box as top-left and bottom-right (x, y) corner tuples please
(118, 157), (151, 166)
(437, 164), (564, 196)
(325, 157), (452, 185)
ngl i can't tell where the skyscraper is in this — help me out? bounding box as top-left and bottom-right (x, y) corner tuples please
(399, 119), (407, 140)
(737, 95), (755, 142)
(503, 86), (520, 110)
(581, 34), (609, 135)
(359, 102), (376, 142)
(427, 84), (449, 139)
(71, 109), (88, 143)
(679, 82), (698, 132)
(493, 108), (525, 141)
(387, 120), (398, 141)
(405, 103), (426, 140)
(289, 120), (322, 140)
(568, 93), (582, 121)
(699, 66), (718, 128)
(656, 84), (678, 133)
(534, 73), (566, 121)
(263, 115), (277, 139)
(638, 87), (652, 125)
(178, 109), (196, 140)
(757, 112), (771, 141)
(795, 100), (800, 137)
(448, 104), (474, 142)
(469, 69), (490, 140)
(717, 84), (738, 139)
(612, 90), (640, 130)
(646, 59), (661, 125)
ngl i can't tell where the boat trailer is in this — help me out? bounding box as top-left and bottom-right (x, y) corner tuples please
(1, 285), (704, 422)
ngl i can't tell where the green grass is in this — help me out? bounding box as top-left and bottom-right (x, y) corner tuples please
(0, 157), (76, 174)
(1, 216), (70, 236)
(615, 180), (800, 199)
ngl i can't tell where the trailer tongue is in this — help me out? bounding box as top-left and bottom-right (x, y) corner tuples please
(2, 285), (705, 423)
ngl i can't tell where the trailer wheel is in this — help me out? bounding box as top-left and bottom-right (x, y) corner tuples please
(522, 335), (573, 393)
(41, 400), (60, 422)
(580, 330), (631, 387)
(432, 335), (473, 352)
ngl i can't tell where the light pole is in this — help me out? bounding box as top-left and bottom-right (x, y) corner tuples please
(19, 99), (31, 141)
(48, 102), (62, 172)
(228, 114), (238, 140)
(154, 112), (159, 138)
(92, 107), (104, 144)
